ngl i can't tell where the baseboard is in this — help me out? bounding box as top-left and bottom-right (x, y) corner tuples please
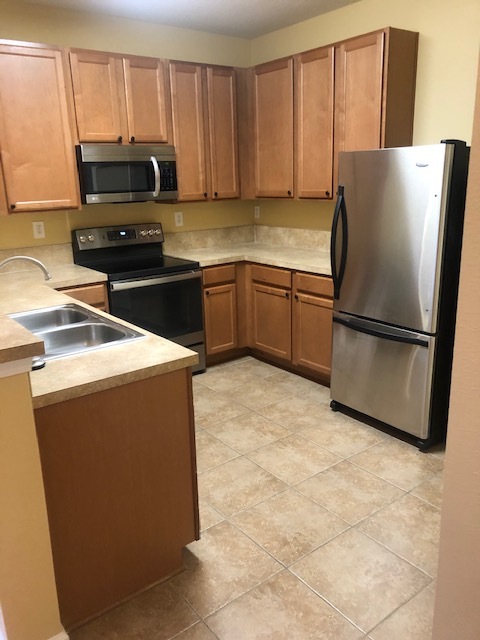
(49, 631), (69, 640)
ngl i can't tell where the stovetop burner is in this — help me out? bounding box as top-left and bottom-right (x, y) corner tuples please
(72, 223), (200, 279)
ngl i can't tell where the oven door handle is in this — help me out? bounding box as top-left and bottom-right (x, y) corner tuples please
(151, 156), (160, 198)
(110, 270), (202, 292)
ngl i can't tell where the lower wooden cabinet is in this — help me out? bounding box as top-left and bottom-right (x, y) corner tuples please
(34, 369), (199, 630)
(57, 282), (109, 311)
(249, 264), (292, 361)
(292, 272), (333, 376)
(202, 262), (334, 378)
(203, 265), (238, 355)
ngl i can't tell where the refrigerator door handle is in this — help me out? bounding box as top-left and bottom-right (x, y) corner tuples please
(330, 185), (348, 299)
(333, 315), (429, 348)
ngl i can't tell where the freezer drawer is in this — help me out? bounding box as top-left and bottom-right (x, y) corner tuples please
(330, 313), (435, 439)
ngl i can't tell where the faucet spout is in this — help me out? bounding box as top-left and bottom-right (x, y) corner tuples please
(0, 256), (52, 281)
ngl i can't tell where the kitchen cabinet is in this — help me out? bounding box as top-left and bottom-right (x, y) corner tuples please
(57, 282), (109, 311)
(248, 264), (292, 361)
(292, 272), (333, 376)
(252, 58), (294, 198)
(0, 41), (79, 212)
(169, 61), (239, 201)
(34, 368), (199, 630)
(334, 27), (418, 178)
(203, 264), (238, 355)
(294, 46), (334, 199)
(69, 49), (171, 144)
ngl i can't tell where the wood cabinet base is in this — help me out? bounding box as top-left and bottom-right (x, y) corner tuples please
(34, 369), (199, 631)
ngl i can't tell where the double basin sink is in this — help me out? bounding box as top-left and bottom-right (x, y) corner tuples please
(9, 303), (144, 361)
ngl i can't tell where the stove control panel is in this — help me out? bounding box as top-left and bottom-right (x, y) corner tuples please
(72, 223), (165, 251)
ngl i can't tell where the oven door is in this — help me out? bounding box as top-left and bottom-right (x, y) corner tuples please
(109, 270), (205, 370)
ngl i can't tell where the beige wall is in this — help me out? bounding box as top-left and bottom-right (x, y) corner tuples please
(0, 0), (479, 247)
(432, 55), (480, 640)
(0, 372), (64, 640)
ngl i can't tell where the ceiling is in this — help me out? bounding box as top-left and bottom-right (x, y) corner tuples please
(26, 0), (363, 39)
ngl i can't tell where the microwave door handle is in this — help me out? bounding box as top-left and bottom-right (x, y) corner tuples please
(150, 156), (160, 198)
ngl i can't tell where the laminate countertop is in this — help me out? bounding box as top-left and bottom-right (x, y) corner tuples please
(168, 242), (332, 275)
(0, 265), (198, 408)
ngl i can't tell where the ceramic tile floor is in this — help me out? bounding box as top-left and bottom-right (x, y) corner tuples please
(71, 356), (445, 640)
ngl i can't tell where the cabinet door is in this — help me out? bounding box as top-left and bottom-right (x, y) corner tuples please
(169, 61), (208, 201)
(206, 66), (239, 199)
(250, 282), (291, 360)
(295, 47), (334, 199)
(204, 283), (238, 355)
(123, 56), (170, 143)
(253, 58), (294, 198)
(293, 292), (333, 376)
(334, 32), (384, 155)
(0, 43), (79, 212)
(70, 50), (127, 143)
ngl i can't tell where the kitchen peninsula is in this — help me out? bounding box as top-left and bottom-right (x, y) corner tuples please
(0, 264), (199, 631)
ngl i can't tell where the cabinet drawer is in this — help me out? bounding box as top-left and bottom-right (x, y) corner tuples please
(294, 272), (333, 298)
(203, 264), (236, 286)
(59, 284), (108, 309)
(250, 264), (291, 289)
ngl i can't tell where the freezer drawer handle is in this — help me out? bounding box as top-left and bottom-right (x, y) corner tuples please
(333, 316), (429, 347)
(330, 185), (348, 300)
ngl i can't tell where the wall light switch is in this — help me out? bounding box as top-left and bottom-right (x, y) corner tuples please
(254, 206), (260, 219)
(33, 221), (45, 239)
(174, 211), (184, 227)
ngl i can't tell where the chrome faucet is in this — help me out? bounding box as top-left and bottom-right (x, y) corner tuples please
(0, 255), (52, 281)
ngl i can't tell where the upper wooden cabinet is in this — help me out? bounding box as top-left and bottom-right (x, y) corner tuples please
(294, 46), (334, 199)
(169, 61), (239, 202)
(253, 58), (294, 198)
(69, 49), (171, 144)
(0, 42), (79, 212)
(334, 27), (418, 178)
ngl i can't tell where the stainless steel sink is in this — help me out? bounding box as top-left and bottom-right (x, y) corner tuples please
(10, 304), (89, 332)
(9, 303), (145, 361)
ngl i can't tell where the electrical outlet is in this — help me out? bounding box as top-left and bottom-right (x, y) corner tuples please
(174, 211), (184, 227)
(254, 206), (260, 219)
(33, 221), (45, 239)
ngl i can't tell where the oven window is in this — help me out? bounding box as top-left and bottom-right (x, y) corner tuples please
(109, 275), (203, 341)
(83, 161), (155, 194)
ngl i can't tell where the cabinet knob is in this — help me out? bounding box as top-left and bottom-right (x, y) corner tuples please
(295, 294), (299, 300)
(9, 203), (16, 210)
(214, 192), (218, 197)
(285, 292), (290, 299)
(205, 290), (210, 296)
(325, 191), (330, 197)
(130, 136), (135, 143)
(204, 193), (208, 198)
(287, 190), (292, 196)
(117, 135), (123, 143)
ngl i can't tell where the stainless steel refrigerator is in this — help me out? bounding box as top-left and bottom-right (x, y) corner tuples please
(329, 140), (470, 450)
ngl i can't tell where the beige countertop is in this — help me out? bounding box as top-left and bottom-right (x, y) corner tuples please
(0, 265), (198, 408)
(168, 242), (331, 275)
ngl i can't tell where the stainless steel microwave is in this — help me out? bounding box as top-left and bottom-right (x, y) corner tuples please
(76, 144), (178, 204)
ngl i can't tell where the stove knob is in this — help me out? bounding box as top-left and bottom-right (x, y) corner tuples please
(139, 230), (147, 237)
(87, 234), (95, 243)
(147, 229), (154, 236)
(78, 235), (87, 244)
(154, 229), (162, 235)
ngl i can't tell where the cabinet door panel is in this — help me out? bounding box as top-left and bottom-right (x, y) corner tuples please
(253, 58), (294, 198)
(124, 56), (169, 143)
(0, 44), (79, 211)
(207, 66), (239, 199)
(295, 47), (334, 199)
(335, 33), (384, 154)
(170, 62), (208, 201)
(251, 283), (291, 360)
(293, 292), (333, 376)
(70, 50), (126, 142)
(204, 283), (238, 355)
